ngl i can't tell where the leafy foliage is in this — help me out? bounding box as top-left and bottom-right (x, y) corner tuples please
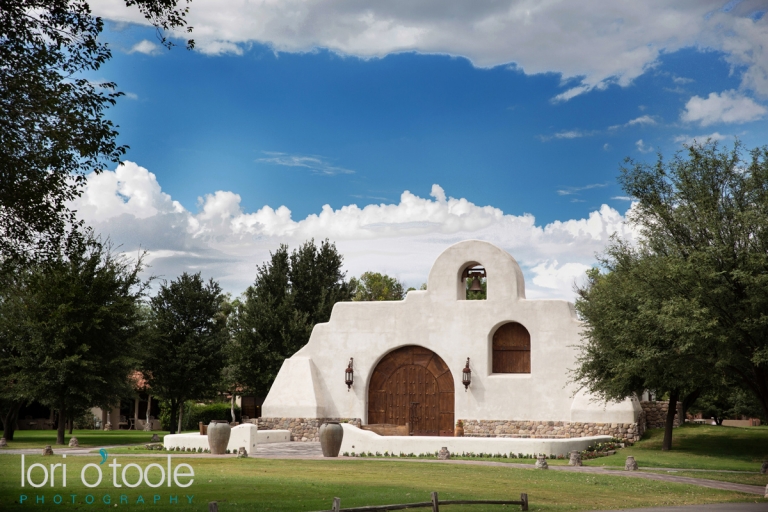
(619, 141), (768, 420)
(141, 272), (228, 434)
(0, 235), (146, 444)
(0, 0), (191, 264)
(349, 271), (406, 301)
(228, 240), (352, 398)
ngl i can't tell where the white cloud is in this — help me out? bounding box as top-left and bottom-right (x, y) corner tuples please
(258, 152), (355, 175)
(556, 183), (608, 196)
(129, 39), (162, 55)
(539, 130), (596, 141)
(92, 1), (768, 100)
(71, 162), (639, 301)
(681, 90), (767, 125)
(124, 92), (139, 100)
(609, 115), (657, 130)
(635, 139), (653, 153)
(673, 132), (731, 146)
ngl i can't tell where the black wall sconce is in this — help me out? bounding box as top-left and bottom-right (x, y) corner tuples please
(345, 358), (354, 391)
(462, 358), (471, 391)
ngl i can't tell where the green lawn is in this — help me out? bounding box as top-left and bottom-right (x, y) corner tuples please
(593, 424), (768, 472)
(0, 429), (169, 449)
(0, 455), (760, 511)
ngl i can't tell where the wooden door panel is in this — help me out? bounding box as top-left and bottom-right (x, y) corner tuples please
(368, 346), (454, 436)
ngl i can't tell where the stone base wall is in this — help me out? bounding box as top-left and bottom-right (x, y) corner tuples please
(461, 414), (646, 444)
(258, 418), (361, 442)
(640, 400), (682, 429)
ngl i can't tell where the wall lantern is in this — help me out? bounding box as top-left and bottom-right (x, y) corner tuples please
(462, 358), (471, 391)
(345, 358), (354, 391)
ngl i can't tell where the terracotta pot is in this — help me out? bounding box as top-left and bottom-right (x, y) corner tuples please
(454, 425), (464, 437)
(319, 422), (343, 457)
(207, 420), (231, 454)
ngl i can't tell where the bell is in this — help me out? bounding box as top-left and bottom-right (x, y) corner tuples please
(469, 275), (483, 292)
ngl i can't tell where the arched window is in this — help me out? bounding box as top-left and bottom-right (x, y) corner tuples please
(492, 322), (530, 373)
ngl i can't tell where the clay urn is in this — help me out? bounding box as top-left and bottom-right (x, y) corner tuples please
(207, 420), (231, 454)
(454, 420), (464, 437)
(319, 422), (343, 457)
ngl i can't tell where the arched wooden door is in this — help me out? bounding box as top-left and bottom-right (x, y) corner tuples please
(368, 345), (454, 436)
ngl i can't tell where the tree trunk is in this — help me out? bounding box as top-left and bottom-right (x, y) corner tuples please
(662, 389), (679, 451)
(146, 395), (152, 429)
(68, 415), (73, 435)
(169, 400), (178, 435)
(177, 402), (184, 433)
(56, 397), (66, 445)
(681, 388), (702, 420)
(231, 394), (236, 423)
(2, 401), (22, 441)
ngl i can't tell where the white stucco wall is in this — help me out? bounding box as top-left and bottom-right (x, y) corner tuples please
(263, 240), (637, 425)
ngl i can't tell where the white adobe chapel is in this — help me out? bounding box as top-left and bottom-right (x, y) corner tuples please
(260, 240), (643, 444)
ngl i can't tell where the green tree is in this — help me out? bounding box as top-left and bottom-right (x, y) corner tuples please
(2, 236), (146, 444)
(141, 272), (228, 434)
(620, 141), (768, 421)
(228, 240), (352, 398)
(574, 242), (714, 450)
(0, 0), (192, 264)
(349, 271), (406, 301)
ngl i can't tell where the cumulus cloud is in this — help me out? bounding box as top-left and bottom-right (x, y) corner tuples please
(93, 1), (768, 100)
(71, 162), (638, 301)
(129, 39), (161, 55)
(681, 90), (767, 125)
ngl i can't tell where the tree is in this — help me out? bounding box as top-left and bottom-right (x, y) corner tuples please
(2, 236), (146, 444)
(573, 242), (715, 450)
(141, 272), (227, 434)
(229, 240), (352, 398)
(0, 0), (192, 264)
(349, 272), (405, 301)
(620, 141), (768, 421)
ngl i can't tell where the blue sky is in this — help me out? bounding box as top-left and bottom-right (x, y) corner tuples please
(76, 1), (768, 299)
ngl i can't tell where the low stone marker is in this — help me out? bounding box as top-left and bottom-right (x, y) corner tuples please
(103, 422), (112, 431)
(42, 445), (54, 456)
(568, 451), (582, 466)
(625, 456), (638, 471)
(438, 447), (451, 460)
(535, 455), (548, 469)
(150, 433), (160, 442)
(761, 460), (768, 475)
(0, 437), (7, 447)
(237, 447), (248, 458)
(68, 437), (79, 447)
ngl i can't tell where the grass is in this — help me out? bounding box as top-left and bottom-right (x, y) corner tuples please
(593, 424), (768, 472)
(0, 455), (761, 511)
(0, 429), (169, 449)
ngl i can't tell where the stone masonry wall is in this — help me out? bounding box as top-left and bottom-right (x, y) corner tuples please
(640, 400), (683, 429)
(258, 418), (362, 442)
(461, 414), (646, 444)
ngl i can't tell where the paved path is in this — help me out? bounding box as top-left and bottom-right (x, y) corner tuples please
(2, 442), (765, 497)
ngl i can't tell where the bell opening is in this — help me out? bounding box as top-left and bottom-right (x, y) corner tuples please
(463, 265), (487, 300)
